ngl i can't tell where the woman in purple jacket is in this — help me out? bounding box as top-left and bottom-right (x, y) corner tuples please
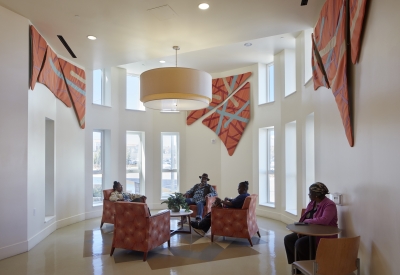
(284, 182), (338, 268)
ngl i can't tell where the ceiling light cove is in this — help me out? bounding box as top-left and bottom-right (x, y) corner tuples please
(87, 35), (97, 40)
(159, 60), (166, 63)
(198, 3), (209, 10)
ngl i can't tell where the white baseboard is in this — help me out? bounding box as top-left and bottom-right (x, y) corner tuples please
(28, 221), (57, 250)
(85, 209), (102, 220)
(0, 240), (28, 261)
(256, 207), (298, 225)
(56, 213), (85, 229)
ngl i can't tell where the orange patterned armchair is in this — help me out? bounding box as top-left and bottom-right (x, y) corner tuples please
(110, 202), (170, 261)
(100, 189), (114, 228)
(100, 189), (147, 228)
(187, 185), (218, 218)
(211, 194), (260, 246)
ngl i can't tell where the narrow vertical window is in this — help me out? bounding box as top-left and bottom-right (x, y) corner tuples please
(285, 121), (297, 214)
(259, 127), (275, 205)
(305, 113), (315, 195)
(267, 63), (275, 102)
(161, 133), (179, 199)
(126, 131), (145, 194)
(93, 69), (104, 105)
(126, 74), (145, 111)
(93, 130), (104, 206)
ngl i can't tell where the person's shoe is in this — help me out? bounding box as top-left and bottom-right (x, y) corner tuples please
(193, 227), (205, 237)
(190, 221), (199, 229)
(195, 216), (202, 221)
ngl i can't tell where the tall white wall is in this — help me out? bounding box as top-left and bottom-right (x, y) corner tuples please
(0, 5), (29, 260)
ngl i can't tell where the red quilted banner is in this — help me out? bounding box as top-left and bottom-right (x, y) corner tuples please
(202, 82), (250, 156)
(311, 33), (330, 91)
(59, 59), (86, 129)
(38, 47), (72, 107)
(349, 0), (367, 64)
(313, 0), (353, 147)
(187, 72), (251, 125)
(30, 26), (47, 90)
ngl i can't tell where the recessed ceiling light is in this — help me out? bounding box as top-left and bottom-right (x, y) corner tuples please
(198, 3), (209, 10)
(244, 42), (252, 47)
(159, 60), (166, 63)
(87, 35), (97, 40)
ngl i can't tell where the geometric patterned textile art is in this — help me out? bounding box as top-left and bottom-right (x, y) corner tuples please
(313, 0), (354, 147)
(311, 33), (330, 90)
(30, 25), (86, 128)
(349, 0), (367, 64)
(186, 72), (251, 125)
(59, 59), (86, 129)
(30, 26), (47, 91)
(38, 46), (72, 108)
(202, 82), (250, 156)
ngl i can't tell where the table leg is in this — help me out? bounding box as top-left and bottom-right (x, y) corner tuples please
(309, 236), (316, 260)
(188, 214), (191, 233)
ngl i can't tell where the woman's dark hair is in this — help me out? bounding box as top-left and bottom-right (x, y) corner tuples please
(309, 182), (329, 199)
(239, 181), (249, 191)
(113, 181), (120, 191)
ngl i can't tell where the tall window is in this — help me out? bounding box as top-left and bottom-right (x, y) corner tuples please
(259, 127), (275, 205)
(126, 131), (145, 194)
(127, 74), (145, 111)
(305, 113), (315, 197)
(93, 131), (104, 206)
(285, 121), (297, 215)
(267, 63), (275, 102)
(161, 133), (179, 199)
(93, 69), (104, 105)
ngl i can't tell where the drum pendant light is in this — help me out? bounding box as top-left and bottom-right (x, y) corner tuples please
(140, 46), (212, 111)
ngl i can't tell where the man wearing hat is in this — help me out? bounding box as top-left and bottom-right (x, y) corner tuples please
(184, 173), (217, 221)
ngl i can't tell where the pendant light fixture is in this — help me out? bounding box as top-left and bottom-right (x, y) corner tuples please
(140, 46), (212, 111)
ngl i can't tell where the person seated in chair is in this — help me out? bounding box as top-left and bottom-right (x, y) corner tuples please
(191, 180), (250, 237)
(284, 182), (338, 273)
(109, 181), (147, 203)
(184, 173), (217, 221)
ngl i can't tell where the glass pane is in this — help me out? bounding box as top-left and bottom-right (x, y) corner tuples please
(268, 65), (274, 102)
(93, 70), (103, 104)
(126, 133), (141, 169)
(268, 174), (275, 203)
(93, 174), (103, 205)
(162, 172), (178, 198)
(93, 131), (102, 171)
(162, 135), (172, 169)
(126, 74), (145, 110)
(171, 135), (178, 169)
(126, 172), (140, 194)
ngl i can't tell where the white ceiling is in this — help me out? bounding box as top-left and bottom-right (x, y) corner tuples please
(0, 0), (324, 73)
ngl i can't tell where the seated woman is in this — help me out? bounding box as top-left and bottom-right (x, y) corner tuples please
(284, 182), (338, 270)
(191, 181), (250, 236)
(109, 181), (147, 203)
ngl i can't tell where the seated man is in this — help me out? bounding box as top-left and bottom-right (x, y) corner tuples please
(191, 181), (250, 236)
(109, 181), (147, 203)
(184, 173), (217, 221)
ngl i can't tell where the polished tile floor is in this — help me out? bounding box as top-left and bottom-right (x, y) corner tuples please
(0, 214), (293, 275)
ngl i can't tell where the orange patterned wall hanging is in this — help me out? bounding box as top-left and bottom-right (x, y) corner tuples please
(186, 72), (251, 125)
(59, 59), (86, 129)
(202, 82), (250, 156)
(30, 25), (86, 129)
(349, 0), (367, 64)
(38, 47), (72, 107)
(30, 26), (47, 90)
(313, 0), (354, 147)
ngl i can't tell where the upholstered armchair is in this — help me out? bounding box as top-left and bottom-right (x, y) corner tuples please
(110, 202), (170, 261)
(187, 185), (218, 219)
(211, 194), (260, 246)
(100, 189), (114, 228)
(100, 189), (147, 228)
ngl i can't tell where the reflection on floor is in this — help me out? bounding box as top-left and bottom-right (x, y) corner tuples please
(0, 215), (293, 275)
